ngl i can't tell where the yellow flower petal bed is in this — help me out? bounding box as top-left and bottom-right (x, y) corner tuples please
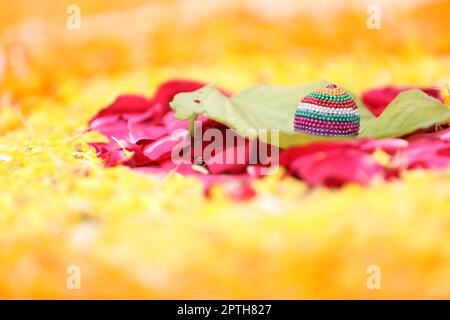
(1, 129), (450, 298)
(1, 0), (450, 298)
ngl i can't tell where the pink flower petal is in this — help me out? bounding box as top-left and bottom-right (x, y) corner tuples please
(162, 111), (189, 131)
(361, 138), (409, 154)
(92, 120), (130, 141)
(126, 107), (154, 123)
(91, 143), (125, 167)
(127, 122), (167, 144)
(298, 150), (384, 187)
(404, 140), (450, 169)
(142, 132), (189, 162)
(89, 114), (121, 130)
(281, 141), (385, 187)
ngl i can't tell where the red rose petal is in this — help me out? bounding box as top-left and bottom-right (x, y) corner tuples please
(89, 95), (153, 125)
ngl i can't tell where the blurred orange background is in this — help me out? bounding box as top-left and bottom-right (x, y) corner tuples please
(1, 0), (449, 92)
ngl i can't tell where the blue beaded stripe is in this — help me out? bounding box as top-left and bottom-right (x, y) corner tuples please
(308, 92), (353, 102)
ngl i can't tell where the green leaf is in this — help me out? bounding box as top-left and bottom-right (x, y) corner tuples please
(359, 90), (450, 138)
(170, 81), (375, 148)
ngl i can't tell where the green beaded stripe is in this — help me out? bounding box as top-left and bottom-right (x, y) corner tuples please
(307, 92), (353, 102)
(295, 109), (360, 123)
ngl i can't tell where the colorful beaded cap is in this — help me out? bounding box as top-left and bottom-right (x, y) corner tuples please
(294, 84), (360, 136)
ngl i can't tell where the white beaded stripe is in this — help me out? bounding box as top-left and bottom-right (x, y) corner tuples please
(297, 103), (360, 116)
(298, 103), (359, 115)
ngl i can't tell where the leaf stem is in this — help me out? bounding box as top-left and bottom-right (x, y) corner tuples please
(189, 114), (198, 139)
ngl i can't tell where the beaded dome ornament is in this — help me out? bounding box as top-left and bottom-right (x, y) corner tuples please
(294, 84), (360, 136)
